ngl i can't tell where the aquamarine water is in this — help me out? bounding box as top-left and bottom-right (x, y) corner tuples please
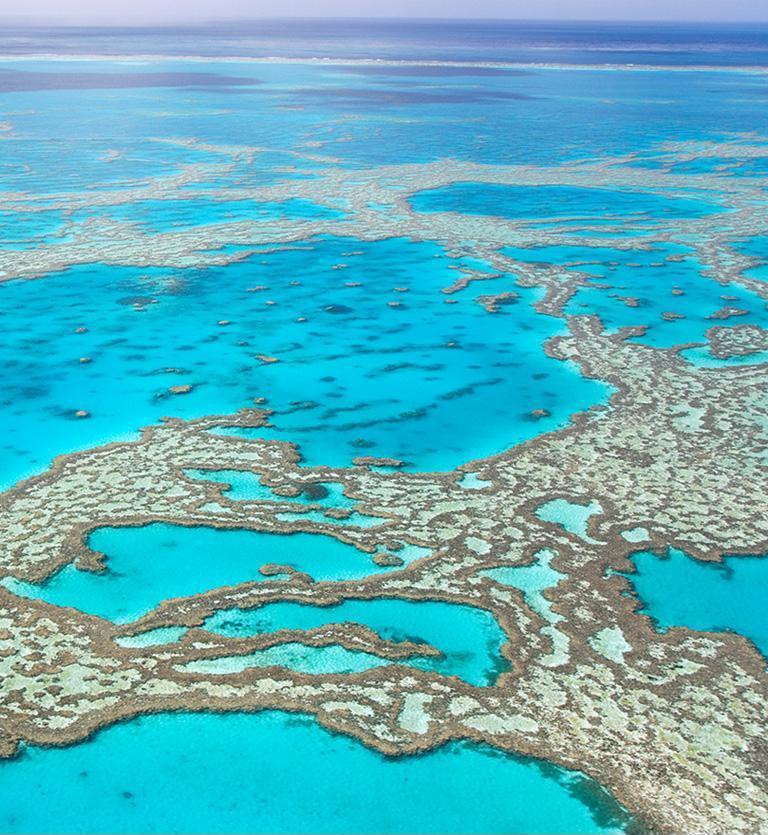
(184, 471), (358, 507)
(184, 470), (386, 527)
(0, 711), (630, 834)
(2, 18), (768, 834)
(411, 183), (721, 223)
(3, 524), (404, 622)
(182, 642), (408, 676)
(482, 549), (565, 623)
(625, 548), (768, 658)
(204, 598), (508, 685)
(73, 197), (346, 234)
(535, 499), (602, 542)
(565, 256), (767, 349)
(500, 241), (764, 349)
(680, 345), (768, 367)
(509, 239), (768, 349)
(0, 238), (606, 489)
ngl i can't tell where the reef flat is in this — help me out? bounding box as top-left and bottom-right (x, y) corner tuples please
(0, 36), (767, 835)
(3, 313), (767, 833)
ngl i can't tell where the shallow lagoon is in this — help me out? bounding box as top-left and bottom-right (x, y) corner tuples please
(566, 266), (767, 349)
(3, 523), (394, 622)
(0, 711), (631, 834)
(502, 242), (768, 350)
(625, 548), (768, 658)
(536, 498), (602, 542)
(0, 236), (608, 488)
(72, 196), (345, 234)
(410, 182), (721, 223)
(184, 470), (357, 507)
(481, 549), (570, 667)
(204, 598), (508, 686)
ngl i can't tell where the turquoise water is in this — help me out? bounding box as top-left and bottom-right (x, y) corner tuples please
(680, 346), (768, 367)
(565, 260), (767, 349)
(0, 208), (69, 249)
(4, 23), (768, 833)
(185, 470), (384, 527)
(411, 183), (720, 223)
(184, 471), (358, 508)
(0, 237), (606, 489)
(733, 236), (768, 264)
(204, 598), (508, 685)
(625, 548), (768, 658)
(482, 549), (569, 666)
(72, 197), (345, 234)
(536, 499), (602, 542)
(500, 241), (768, 348)
(732, 237), (768, 283)
(2, 524), (399, 622)
(0, 711), (630, 834)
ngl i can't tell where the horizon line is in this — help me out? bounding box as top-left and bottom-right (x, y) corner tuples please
(3, 16), (768, 27)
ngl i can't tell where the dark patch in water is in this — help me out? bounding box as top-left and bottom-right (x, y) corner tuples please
(334, 65), (531, 77)
(0, 69), (262, 93)
(303, 483), (330, 501)
(294, 87), (534, 105)
(8, 385), (48, 400)
(117, 296), (154, 306)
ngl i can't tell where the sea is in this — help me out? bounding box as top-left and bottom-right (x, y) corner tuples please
(0, 18), (766, 834)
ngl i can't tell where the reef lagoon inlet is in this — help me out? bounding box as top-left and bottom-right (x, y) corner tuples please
(0, 17), (767, 835)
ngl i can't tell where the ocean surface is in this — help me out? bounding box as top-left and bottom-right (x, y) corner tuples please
(4, 19), (768, 66)
(625, 548), (768, 659)
(0, 711), (629, 834)
(0, 18), (767, 834)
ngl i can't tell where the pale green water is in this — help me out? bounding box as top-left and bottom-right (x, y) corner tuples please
(536, 498), (602, 542)
(482, 549), (570, 666)
(204, 598), (509, 686)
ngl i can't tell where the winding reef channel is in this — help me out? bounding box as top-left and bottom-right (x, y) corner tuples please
(0, 44), (768, 835)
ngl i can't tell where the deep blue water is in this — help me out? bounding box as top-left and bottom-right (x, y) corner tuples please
(3, 20), (768, 66)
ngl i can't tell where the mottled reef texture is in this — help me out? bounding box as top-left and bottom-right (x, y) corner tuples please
(1, 133), (768, 835)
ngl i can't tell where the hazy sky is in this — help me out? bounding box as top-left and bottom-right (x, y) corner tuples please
(4, 0), (768, 25)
